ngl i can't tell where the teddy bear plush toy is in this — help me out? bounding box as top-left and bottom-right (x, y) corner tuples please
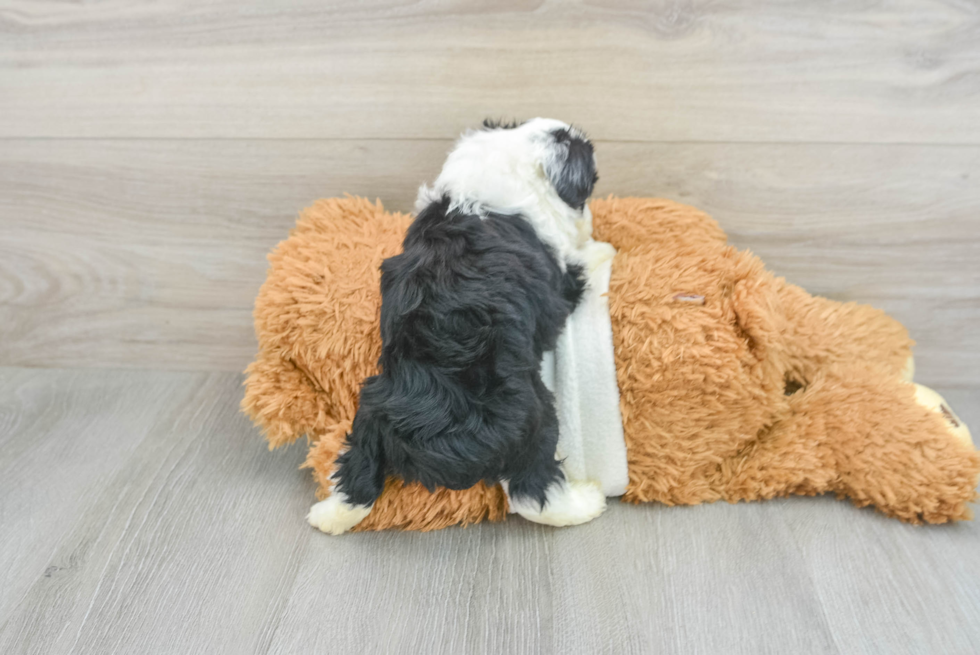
(242, 195), (979, 530)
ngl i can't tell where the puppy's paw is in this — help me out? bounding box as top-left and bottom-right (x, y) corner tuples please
(307, 493), (372, 535)
(513, 480), (606, 527)
(578, 240), (617, 275)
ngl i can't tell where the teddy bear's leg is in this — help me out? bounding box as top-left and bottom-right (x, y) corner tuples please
(776, 284), (914, 384)
(719, 406), (838, 505)
(911, 384), (973, 447)
(724, 367), (980, 523)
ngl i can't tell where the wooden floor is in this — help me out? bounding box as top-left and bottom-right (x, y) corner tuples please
(1, 368), (979, 654)
(2, 1), (979, 653)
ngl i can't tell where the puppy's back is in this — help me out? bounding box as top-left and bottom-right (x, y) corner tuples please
(360, 197), (573, 489)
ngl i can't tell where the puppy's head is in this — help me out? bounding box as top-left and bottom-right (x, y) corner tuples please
(537, 123), (598, 211)
(417, 118), (599, 252)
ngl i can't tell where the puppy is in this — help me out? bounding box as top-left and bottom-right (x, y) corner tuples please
(309, 118), (606, 534)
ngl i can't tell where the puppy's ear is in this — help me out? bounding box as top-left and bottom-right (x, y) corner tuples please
(546, 128), (598, 210)
(482, 117), (523, 130)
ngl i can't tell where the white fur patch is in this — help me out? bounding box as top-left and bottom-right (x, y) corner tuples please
(307, 491), (373, 535)
(508, 480), (607, 527)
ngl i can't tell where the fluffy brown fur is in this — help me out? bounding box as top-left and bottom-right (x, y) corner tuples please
(595, 198), (978, 523)
(242, 196), (979, 529)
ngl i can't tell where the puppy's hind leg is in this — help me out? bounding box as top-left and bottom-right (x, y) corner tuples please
(508, 477), (606, 527)
(506, 383), (606, 527)
(308, 415), (385, 535)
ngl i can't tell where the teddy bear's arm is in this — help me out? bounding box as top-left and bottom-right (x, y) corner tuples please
(590, 197), (727, 254)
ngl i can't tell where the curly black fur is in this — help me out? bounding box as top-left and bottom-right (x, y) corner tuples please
(333, 195), (586, 509)
(547, 127), (599, 211)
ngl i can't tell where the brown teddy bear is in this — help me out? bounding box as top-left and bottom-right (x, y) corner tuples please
(242, 195), (978, 530)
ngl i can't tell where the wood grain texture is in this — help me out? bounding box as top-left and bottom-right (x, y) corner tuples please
(0, 368), (315, 655)
(2, 1), (978, 652)
(0, 368), (978, 654)
(2, 139), (977, 383)
(2, 0), (980, 142)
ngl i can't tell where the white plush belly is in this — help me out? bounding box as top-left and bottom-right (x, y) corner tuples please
(540, 241), (629, 497)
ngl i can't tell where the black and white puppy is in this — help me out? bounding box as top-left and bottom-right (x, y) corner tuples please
(308, 118), (606, 534)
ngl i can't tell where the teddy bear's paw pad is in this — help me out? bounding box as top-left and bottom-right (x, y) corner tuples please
(513, 480), (607, 527)
(913, 384), (973, 447)
(307, 493), (372, 535)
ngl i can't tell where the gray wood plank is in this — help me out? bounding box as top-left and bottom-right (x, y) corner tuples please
(1, 368), (978, 654)
(2, 139), (977, 384)
(1, 1), (979, 142)
(0, 368), (313, 655)
(0, 368), (210, 623)
(780, 497), (980, 655)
